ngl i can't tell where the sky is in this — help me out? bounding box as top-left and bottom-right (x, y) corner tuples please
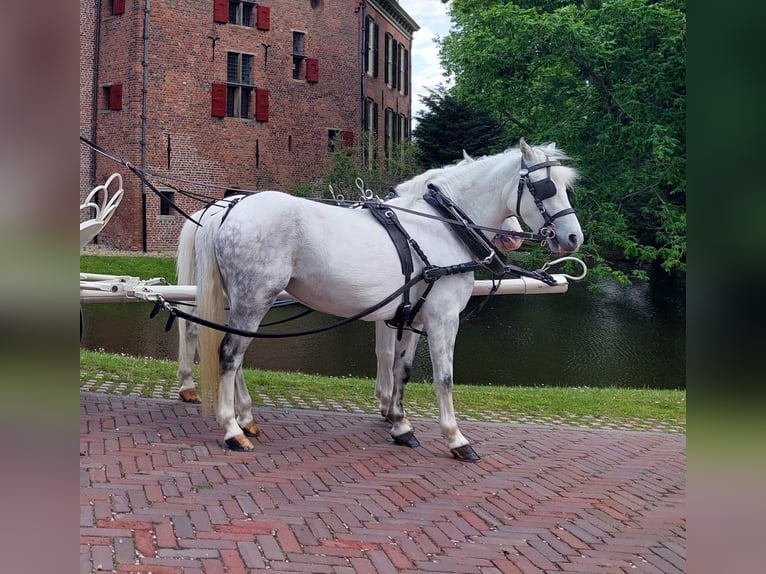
(398, 0), (453, 121)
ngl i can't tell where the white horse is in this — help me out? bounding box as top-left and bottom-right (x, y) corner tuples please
(194, 139), (582, 461)
(176, 152), (524, 405)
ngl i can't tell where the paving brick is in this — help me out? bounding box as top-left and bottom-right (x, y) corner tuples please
(80, 392), (685, 574)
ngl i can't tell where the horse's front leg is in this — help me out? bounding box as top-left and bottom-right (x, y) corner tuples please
(387, 330), (421, 448)
(218, 333), (256, 451)
(374, 321), (395, 418)
(426, 315), (480, 462)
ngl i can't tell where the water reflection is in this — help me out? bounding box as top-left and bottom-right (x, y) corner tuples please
(80, 276), (685, 389)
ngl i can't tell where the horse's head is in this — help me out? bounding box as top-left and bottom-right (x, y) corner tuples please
(513, 139), (583, 254)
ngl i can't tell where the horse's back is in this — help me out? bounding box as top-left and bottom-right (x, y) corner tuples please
(212, 192), (420, 318)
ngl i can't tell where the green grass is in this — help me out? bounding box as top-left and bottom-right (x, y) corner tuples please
(80, 254), (176, 282)
(80, 253), (686, 432)
(80, 349), (685, 432)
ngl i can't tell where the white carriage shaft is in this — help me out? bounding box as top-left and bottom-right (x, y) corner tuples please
(79, 273), (569, 304)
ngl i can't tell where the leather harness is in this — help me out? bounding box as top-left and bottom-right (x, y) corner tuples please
(366, 183), (508, 339)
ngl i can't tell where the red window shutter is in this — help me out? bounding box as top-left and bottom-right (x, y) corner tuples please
(306, 58), (319, 82)
(256, 6), (271, 30)
(211, 83), (227, 117)
(213, 0), (228, 23)
(255, 88), (269, 121)
(341, 130), (354, 149)
(109, 83), (123, 110)
(113, 0), (125, 16)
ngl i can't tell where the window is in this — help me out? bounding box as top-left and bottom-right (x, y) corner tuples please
(214, 1), (268, 28)
(159, 190), (175, 216)
(398, 45), (409, 95)
(384, 108), (395, 157)
(104, 83), (122, 110)
(328, 129), (354, 152)
(292, 31), (305, 79)
(384, 110), (411, 158)
(384, 34), (409, 93)
(364, 16), (379, 77)
(228, 1), (254, 27)
(226, 52), (254, 118)
(328, 129), (341, 152)
(111, 0), (125, 16)
(398, 113), (409, 141)
(362, 98), (378, 166)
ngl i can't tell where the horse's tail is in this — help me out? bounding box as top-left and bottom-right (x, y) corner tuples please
(195, 215), (226, 416)
(175, 216), (198, 381)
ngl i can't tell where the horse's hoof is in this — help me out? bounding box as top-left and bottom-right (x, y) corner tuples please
(392, 430), (420, 448)
(179, 389), (202, 404)
(240, 421), (260, 437)
(225, 435), (255, 451)
(450, 444), (481, 462)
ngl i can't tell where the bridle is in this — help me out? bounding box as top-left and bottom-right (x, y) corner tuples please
(516, 156), (576, 243)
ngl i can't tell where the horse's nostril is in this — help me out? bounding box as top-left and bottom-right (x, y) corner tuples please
(568, 233), (579, 248)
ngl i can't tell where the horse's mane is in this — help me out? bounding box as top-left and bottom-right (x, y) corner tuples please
(394, 142), (578, 200)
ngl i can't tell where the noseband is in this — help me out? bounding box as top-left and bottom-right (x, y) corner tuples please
(517, 157), (576, 242)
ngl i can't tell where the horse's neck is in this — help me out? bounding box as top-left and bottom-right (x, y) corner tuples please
(433, 154), (519, 228)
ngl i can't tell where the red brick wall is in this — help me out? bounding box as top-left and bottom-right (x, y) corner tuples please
(80, 0), (98, 220)
(364, 4), (414, 130)
(82, 0), (415, 251)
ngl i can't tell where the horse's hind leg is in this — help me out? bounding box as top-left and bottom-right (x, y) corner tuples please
(217, 332), (259, 451)
(177, 318), (202, 404)
(387, 330), (421, 448)
(234, 366), (259, 437)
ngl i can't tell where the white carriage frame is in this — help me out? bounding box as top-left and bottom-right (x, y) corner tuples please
(79, 173), (580, 305)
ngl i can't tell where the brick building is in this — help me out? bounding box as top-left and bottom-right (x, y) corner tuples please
(80, 0), (418, 251)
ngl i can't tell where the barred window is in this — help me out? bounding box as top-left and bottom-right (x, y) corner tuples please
(226, 52), (254, 118)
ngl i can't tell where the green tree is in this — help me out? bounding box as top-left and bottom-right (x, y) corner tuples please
(318, 136), (423, 201)
(441, 0), (685, 281)
(413, 85), (509, 168)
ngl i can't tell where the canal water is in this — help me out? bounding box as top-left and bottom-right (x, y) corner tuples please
(80, 274), (685, 390)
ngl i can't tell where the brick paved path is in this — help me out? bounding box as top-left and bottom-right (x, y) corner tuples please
(80, 392), (685, 574)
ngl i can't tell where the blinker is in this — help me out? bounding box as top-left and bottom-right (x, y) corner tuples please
(529, 178), (557, 201)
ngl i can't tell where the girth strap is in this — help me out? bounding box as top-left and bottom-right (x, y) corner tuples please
(424, 184), (507, 275)
(367, 202), (414, 279)
(366, 201), (417, 340)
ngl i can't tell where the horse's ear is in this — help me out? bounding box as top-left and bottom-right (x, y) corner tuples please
(519, 138), (534, 161)
(463, 149), (473, 161)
